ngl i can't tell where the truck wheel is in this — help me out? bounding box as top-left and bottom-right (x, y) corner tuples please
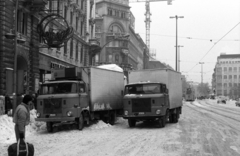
(46, 122), (53, 133)
(109, 111), (116, 125)
(128, 119), (136, 127)
(78, 114), (84, 130)
(158, 116), (166, 128)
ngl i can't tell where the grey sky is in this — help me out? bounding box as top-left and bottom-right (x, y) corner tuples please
(129, 0), (240, 84)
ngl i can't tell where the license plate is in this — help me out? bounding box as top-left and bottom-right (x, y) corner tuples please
(50, 114), (56, 117)
(139, 112), (145, 115)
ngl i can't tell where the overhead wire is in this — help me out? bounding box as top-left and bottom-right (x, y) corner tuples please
(187, 21), (240, 73)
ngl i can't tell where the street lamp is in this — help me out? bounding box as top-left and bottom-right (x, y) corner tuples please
(174, 45), (183, 72)
(170, 15), (184, 71)
(199, 62), (204, 84)
(5, 0), (20, 114)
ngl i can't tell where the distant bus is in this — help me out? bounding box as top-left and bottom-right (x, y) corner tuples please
(185, 87), (195, 101)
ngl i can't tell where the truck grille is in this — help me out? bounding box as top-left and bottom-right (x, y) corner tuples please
(132, 98), (151, 112)
(43, 98), (62, 114)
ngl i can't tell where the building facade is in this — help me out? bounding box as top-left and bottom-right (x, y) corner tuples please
(214, 53), (240, 99)
(94, 0), (148, 72)
(0, 0), (96, 97)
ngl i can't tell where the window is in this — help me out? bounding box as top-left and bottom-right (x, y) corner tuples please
(64, 6), (67, 18)
(75, 42), (78, 60)
(108, 54), (113, 63)
(229, 67), (232, 71)
(217, 83), (222, 87)
(224, 83), (227, 87)
(224, 67), (227, 71)
(76, 17), (79, 31)
(115, 54), (119, 63)
(229, 83), (232, 87)
(229, 75), (232, 79)
(80, 45), (84, 63)
(234, 67), (237, 71)
(234, 75), (237, 79)
(224, 75), (227, 79)
(70, 39), (73, 58)
(17, 10), (28, 35)
(64, 41), (67, 55)
(70, 12), (73, 25)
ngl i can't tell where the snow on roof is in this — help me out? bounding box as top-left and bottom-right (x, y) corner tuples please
(97, 64), (123, 72)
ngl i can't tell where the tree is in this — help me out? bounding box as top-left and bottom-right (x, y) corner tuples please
(197, 83), (210, 97)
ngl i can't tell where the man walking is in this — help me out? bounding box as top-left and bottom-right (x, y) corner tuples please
(13, 94), (32, 141)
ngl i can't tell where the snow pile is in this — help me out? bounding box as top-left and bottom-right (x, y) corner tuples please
(0, 109), (46, 143)
(89, 120), (112, 130)
(97, 64), (123, 72)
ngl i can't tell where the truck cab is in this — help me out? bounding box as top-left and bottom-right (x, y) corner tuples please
(36, 68), (89, 132)
(123, 82), (169, 128)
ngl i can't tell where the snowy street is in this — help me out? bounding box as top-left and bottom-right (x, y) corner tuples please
(1, 99), (240, 156)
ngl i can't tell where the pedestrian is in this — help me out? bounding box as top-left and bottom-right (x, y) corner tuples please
(13, 94), (32, 142)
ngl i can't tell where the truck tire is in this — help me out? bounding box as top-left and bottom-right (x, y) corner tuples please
(47, 122), (53, 133)
(158, 116), (166, 128)
(77, 114), (84, 130)
(109, 111), (116, 125)
(128, 119), (136, 127)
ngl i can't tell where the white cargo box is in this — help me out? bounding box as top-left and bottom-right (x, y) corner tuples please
(128, 68), (182, 109)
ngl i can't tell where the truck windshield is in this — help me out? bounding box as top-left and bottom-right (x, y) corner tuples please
(125, 84), (161, 94)
(39, 82), (79, 95)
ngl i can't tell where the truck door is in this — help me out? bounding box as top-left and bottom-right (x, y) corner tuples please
(78, 83), (88, 109)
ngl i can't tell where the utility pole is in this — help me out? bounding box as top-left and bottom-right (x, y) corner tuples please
(175, 45), (183, 72)
(199, 62), (204, 84)
(170, 15), (184, 71)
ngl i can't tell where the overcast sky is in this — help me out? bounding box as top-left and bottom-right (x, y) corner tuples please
(129, 0), (240, 85)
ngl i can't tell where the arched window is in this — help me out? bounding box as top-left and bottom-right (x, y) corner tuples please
(109, 24), (122, 33)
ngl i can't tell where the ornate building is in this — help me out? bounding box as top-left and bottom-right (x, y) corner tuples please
(94, 0), (148, 73)
(0, 0), (96, 97)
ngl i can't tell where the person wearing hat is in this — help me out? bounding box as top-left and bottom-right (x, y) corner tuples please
(13, 94), (32, 141)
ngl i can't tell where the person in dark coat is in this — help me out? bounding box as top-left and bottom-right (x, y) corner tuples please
(13, 94), (32, 141)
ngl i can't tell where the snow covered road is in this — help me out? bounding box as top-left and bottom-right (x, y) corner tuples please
(1, 100), (240, 156)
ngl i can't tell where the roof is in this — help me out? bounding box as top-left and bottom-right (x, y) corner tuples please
(218, 54), (240, 59)
(148, 61), (174, 70)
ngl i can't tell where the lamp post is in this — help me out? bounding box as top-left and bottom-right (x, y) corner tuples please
(199, 62), (204, 84)
(174, 45), (183, 72)
(170, 15), (184, 71)
(4, 0), (19, 114)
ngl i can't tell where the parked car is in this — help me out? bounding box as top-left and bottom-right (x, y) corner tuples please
(217, 96), (227, 104)
(235, 98), (240, 107)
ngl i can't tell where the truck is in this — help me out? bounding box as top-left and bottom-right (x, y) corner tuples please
(123, 68), (183, 128)
(35, 67), (124, 132)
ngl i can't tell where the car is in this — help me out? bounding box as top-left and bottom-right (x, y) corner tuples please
(235, 99), (240, 107)
(217, 99), (226, 104)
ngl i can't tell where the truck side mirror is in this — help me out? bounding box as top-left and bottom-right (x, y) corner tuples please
(166, 89), (169, 94)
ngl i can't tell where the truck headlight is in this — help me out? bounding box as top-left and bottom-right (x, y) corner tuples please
(36, 112), (41, 118)
(124, 110), (128, 116)
(67, 111), (72, 117)
(156, 109), (161, 115)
